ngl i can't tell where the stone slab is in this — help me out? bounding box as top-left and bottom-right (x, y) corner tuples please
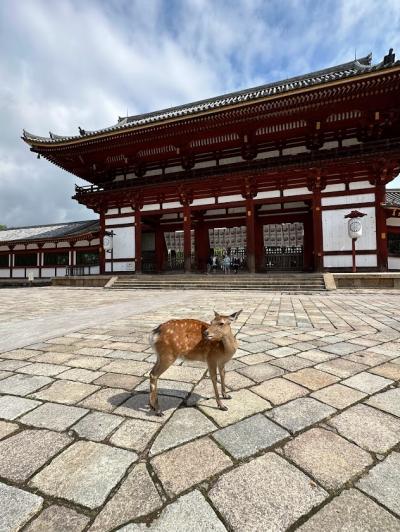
(266, 397), (336, 433)
(298, 489), (400, 531)
(198, 389), (271, 427)
(315, 358), (368, 378)
(0, 429), (72, 482)
(110, 418), (160, 452)
(251, 377), (308, 405)
(151, 437), (232, 496)
(270, 355), (314, 372)
(72, 412), (123, 441)
(283, 428), (373, 490)
(213, 413), (289, 459)
(0, 420), (18, 440)
(285, 368), (340, 391)
(342, 372), (393, 394)
(20, 362), (68, 376)
(58, 367), (105, 383)
(115, 393), (182, 423)
(328, 404), (400, 453)
(20, 402), (88, 431)
(366, 388), (400, 418)
(0, 482), (43, 531)
(100, 359), (153, 376)
(357, 451), (400, 517)
(118, 490), (227, 532)
(134, 378), (193, 399)
(0, 374), (52, 396)
(311, 383), (367, 409)
(33, 379), (99, 404)
(369, 362), (400, 381)
(157, 365), (206, 383)
(30, 440), (137, 509)
(93, 373), (143, 390)
(321, 342), (364, 355)
(79, 387), (130, 413)
(0, 395), (41, 420)
(209, 452), (327, 532)
(25, 505), (90, 532)
(150, 407), (216, 455)
(90, 463), (163, 531)
(237, 362), (284, 383)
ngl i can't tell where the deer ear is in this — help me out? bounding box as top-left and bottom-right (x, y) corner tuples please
(229, 309), (242, 321)
(214, 310), (220, 318)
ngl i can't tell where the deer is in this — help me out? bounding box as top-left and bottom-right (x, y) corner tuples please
(148, 310), (242, 416)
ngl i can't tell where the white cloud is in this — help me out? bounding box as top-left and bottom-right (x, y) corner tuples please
(0, 0), (399, 226)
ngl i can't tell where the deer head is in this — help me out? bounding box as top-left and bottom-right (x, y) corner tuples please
(203, 310), (242, 341)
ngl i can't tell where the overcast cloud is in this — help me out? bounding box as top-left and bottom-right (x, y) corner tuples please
(1, 0), (400, 227)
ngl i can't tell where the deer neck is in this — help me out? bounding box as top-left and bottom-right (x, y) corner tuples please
(221, 330), (237, 356)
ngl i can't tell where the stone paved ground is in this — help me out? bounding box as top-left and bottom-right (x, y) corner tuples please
(0, 286), (400, 531)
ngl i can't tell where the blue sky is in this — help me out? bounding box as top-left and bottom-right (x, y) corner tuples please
(1, 0), (399, 227)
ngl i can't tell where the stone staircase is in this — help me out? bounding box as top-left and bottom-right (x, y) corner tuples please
(108, 273), (327, 292)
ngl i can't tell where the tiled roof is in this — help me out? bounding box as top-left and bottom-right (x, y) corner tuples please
(0, 220), (99, 244)
(23, 50), (399, 145)
(385, 189), (400, 207)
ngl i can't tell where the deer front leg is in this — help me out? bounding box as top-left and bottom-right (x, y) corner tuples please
(208, 361), (227, 411)
(149, 355), (175, 416)
(219, 364), (231, 400)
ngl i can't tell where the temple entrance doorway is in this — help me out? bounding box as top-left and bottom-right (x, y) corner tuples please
(263, 222), (304, 271)
(208, 226), (247, 273)
(164, 230), (195, 271)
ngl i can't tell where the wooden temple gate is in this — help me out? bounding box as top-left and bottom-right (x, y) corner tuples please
(22, 50), (400, 274)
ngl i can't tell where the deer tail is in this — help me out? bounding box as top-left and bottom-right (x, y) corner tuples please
(149, 325), (162, 349)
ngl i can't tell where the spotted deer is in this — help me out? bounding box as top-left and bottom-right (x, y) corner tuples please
(149, 310), (242, 415)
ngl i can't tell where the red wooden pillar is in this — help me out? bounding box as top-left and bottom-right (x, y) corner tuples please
(311, 186), (323, 272)
(9, 245), (14, 279)
(38, 243), (43, 278)
(99, 209), (106, 274)
(245, 197), (256, 273)
(134, 206), (142, 274)
(375, 182), (388, 271)
(254, 215), (264, 272)
(183, 204), (192, 273)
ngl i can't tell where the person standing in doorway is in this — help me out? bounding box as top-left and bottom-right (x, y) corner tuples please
(223, 254), (231, 274)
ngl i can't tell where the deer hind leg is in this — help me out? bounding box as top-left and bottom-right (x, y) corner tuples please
(149, 354), (176, 416)
(218, 363), (231, 400)
(208, 361), (227, 411)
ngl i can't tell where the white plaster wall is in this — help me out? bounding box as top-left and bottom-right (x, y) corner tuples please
(74, 240), (90, 247)
(342, 138), (361, 147)
(282, 146), (308, 155)
(218, 194), (243, 203)
(206, 209), (225, 216)
(163, 202), (181, 209)
(0, 270), (9, 278)
(141, 203), (160, 212)
(323, 255), (377, 268)
(322, 206), (376, 252)
(0, 246), (8, 252)
(42, 268), (56, 277)
(388, 257), (400, 270)
(283, 187), (309, 197)
(219, 156), (242, 165)
(106, 261), (135, 272)
(387, 218), (400, 227)
(322, 193), (375, 207)
(161, 213), (179, 220)
(43, 243), (56, 249)
(349, 180), (374, 190)
(257, 150), (279, 159)
(255, 190), (280, 200)
(13, 269), (26, 278)
(105, 216), (135, 227)
(192, 198), (215, 206)
(55, 267), (67, 276)
(283, 202), (307, 209)
(195, 160), (215, 169)
(121, 207), (134, 214)
(324, 184), (346, 193)
(112, 226), (135, 259)
(107, 208), (119, 215)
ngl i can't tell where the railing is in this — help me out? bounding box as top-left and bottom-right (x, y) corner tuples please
(66, 265), (99, 276)
(73, 137), (400, 196)
(264, 246), (304, 271)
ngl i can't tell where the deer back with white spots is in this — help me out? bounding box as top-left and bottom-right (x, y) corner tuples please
(149, 310), (242, 415)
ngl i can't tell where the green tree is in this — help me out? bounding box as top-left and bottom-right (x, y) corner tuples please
(0, 225), (6, 230)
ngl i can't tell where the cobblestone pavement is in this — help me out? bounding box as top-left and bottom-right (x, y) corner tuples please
(0, 287), (399, 531)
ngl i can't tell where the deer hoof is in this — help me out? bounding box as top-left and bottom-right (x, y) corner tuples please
(218, 404), (228, 411)
(155, 410), (164, 417)
(223, 394), (232, 400)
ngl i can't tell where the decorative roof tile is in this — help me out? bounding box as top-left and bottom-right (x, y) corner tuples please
(0, 220), (99, 244)
(22, 51), (399, 145)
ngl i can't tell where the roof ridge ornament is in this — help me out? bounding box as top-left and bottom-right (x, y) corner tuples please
(383, 48), (396, 65)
